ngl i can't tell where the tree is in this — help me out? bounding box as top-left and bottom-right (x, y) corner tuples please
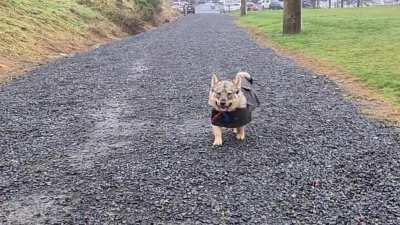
(240, 0), (246, 16)
(283, 0), (301, 34)
(329, 0), (331, 8)
(341, 0), (344, 7)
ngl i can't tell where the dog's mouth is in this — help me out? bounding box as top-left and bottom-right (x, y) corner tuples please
(218, 103), (232, 111)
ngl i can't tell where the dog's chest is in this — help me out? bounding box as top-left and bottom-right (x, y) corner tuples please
(211, 107), (252, 128)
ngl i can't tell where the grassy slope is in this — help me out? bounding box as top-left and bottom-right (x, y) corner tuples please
(0, 0), (120, 60)
(0, 0), (175, 82)
(238, 7), (400, 105)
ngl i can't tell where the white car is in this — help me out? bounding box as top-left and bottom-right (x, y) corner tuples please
(171, 1), (188, 12)
(220, 1), (241, 12)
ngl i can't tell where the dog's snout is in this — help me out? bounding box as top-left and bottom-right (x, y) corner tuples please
(220, 100), (227, 106)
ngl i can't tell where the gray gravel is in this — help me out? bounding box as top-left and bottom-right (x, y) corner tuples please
(1, 14), (400, 225)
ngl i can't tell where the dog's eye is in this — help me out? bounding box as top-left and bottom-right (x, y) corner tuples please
(215, 92), (221, 96)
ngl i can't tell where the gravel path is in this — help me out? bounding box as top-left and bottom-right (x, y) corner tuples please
(1, 15), (400, 224)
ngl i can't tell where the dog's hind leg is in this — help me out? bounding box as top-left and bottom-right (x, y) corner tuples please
(212, 125), (223, 146)
(233, 128), (238, 134)
(236, 127), (245, 141)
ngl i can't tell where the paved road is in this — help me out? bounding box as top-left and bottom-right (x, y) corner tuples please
(1, 15), (400, 224)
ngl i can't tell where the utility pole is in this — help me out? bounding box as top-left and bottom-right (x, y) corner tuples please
(240, 0), (246, 16)
(283, 0), (301, 34)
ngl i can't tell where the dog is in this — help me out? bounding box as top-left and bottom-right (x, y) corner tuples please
(208, 72), (259, 146)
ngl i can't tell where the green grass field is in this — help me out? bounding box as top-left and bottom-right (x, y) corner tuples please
(238, 7), (400, 105)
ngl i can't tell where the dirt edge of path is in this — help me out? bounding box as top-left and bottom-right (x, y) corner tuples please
(239, 24), (400, 126)
(0, 38), (119, 85)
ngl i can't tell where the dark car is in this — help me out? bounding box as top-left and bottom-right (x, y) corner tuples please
(269, 0), (283, 9)
(302, 0), (313, 7)
(184, 3), (195, 14)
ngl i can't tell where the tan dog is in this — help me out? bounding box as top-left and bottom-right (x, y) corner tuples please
(209, 72), (257, 146)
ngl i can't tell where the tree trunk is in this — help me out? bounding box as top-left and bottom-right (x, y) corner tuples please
(283, 0), (301, 34)
(329, 0), (331, 8)
(240, 0), (246, 16)
(317, 0), (320, 8)
(357, 0), (361, 7)
(341, 0), (344, 7)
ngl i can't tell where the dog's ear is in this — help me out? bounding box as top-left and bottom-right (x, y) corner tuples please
(211, 73), (219, 87)
(232, 76), (242, 89)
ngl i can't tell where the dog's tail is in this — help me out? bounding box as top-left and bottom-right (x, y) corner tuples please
(236, 72), (260, 110)
(235, 72), (253, 84)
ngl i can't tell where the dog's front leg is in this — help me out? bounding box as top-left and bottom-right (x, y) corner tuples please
(212, 125), (223, 146)
(236, 127), (245, 141)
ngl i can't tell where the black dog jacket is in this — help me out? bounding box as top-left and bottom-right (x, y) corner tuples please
(211, 77), (259, 128)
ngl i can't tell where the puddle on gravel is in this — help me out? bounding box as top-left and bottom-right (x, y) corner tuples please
(68, 101), (147, 169)
(165, 118), (209, 141)
(125, 60), (149, 79)
(0, 193), (69, 224)
(0, 176), (10, 190)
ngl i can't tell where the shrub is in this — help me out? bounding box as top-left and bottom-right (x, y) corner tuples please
(134, 0), (162, 21)
(77, 0), (163, 33)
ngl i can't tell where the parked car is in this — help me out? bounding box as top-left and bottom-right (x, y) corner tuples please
(246, 2), (259, 11)
(171, 1), (188, 12)
(269, 0), (283, 9)
(302, 0), (313, 7)
(184, 3), (196, 14)
(230, 2), (241, 10)
(171, 2), (181, 10)
(219, 2), (241, 12)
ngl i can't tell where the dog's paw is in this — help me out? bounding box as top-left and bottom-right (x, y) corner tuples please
(213, 139), (222, 146)
(236, 132), (245, 141)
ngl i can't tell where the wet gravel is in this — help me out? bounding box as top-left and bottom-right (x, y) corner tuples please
(1, 14), (400, 224)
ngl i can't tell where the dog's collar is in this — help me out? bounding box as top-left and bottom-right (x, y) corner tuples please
(211, 107), (252, 128)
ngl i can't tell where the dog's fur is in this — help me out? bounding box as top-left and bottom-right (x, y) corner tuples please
(208, 72), (252, 146)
